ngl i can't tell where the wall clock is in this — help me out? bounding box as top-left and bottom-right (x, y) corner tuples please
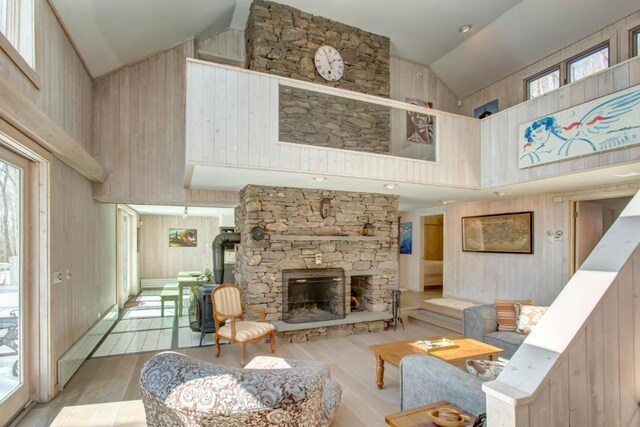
(314, 45), (344, 81)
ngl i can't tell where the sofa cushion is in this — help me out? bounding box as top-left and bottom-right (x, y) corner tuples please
(465, 359), (507, 381)
(485, 331), (526, 359)
(495, 300), (533, 332)
(515, 304), (548, 334)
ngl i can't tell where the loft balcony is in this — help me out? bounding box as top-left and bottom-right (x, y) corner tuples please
(184, 59), (482, 195)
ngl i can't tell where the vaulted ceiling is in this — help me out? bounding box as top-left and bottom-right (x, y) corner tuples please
(52, 0), (639, 97)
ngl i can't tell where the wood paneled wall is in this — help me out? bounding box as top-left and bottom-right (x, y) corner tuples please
(186, 60), (481, 188)
(195, 28), (245, 64)
(461, 10), (640, 116)
(50, 159), (116, 389)
(390, 57), (459, 114)
(485, 213), (640, 427)
(139, 215), (220, 279)
(92, 41), (239, 206)
(481, 57), (640, 188)
(0, 0), (93, 152)
(407, 180), (640, 305)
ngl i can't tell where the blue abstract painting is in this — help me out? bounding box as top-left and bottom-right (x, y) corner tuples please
(399, 222), (412, 254)
(519, 85), (640, 168)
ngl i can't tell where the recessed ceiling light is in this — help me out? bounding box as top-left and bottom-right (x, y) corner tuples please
(459, 24), (472, 33)
(613, 171), (640, 177)
(494, 191), (507, 197)
(439, 200), (454, 205)
(384, 184), (397, 189)
(313, 177), (328, 182)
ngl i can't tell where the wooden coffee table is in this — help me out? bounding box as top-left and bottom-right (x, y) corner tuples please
(385, 401), (475, 427)
(369, 338), (503, 389)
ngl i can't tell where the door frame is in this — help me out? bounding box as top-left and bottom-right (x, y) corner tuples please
(418, 210), (447, 292)
(0, 119), (51, 421)
(567, 189), (636, 276)
(116, 204), (138, 308)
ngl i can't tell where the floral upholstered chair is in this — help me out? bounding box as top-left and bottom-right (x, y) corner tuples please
(211, 284), (276, 366)
(139, 352), (342, 427)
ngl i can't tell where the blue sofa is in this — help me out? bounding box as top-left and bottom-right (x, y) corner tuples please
(463, 304), (526, 359)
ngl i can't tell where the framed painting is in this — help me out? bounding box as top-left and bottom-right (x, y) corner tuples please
(473, 98), (499, 119)
(462, 211), (533, 254)
(169, 228), (197, 247)
(519, 84), (640, 168)
(399, 222), (413, 254)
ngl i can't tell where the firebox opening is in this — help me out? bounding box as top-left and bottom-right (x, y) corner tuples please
(282, 268), (345, 324)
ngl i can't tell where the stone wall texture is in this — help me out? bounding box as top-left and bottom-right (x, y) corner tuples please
(245, 0), (390, 97)
(279, 86), (391, 154)
(235, 185), (399, 321)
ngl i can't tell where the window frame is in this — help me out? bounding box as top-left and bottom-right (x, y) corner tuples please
(565, 41), (610, 84)
(525, 65), (561, 100)
(632, 26), (640, 58)
(0, 0), (40, 89)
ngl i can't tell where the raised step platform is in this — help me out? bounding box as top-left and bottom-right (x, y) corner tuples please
(407, 309), (463, 334)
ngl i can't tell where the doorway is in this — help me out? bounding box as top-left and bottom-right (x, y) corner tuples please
(572, 196), (632, 273)
(421, 214), (444, 290)
(0, 146), (30, 424)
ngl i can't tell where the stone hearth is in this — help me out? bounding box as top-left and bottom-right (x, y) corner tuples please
(235, 185), (399, 326)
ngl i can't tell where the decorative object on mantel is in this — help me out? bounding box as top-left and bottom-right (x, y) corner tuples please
(169, 228), (197, 247)
(519, 85), (640, 168)
(250, 226), (265, 241)
(361, 222), (374, 236)
(399, 222), (413, 254)
(462, 211), (533, 254)
(320, 198), (331, 219)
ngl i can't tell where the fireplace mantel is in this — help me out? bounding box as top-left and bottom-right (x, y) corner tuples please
(270, 235), (390, 242)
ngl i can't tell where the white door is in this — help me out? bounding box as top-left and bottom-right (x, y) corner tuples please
(117, 208), (135, 308)
(0, 146), (30, 425)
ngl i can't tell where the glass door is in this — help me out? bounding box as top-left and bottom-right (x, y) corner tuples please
(0, 145), (29, 425)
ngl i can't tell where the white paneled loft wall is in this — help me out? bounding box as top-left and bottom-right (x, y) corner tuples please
(482, 56), (640, 188)
(185, 59), (481, 188)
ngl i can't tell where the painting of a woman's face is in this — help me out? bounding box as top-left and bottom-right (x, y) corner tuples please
(531, 125), (550, 144)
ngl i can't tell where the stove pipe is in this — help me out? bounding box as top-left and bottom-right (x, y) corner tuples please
(212, 232), (240, 284)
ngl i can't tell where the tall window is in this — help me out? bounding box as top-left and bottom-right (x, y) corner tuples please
(633, 27), (640, 57)
(567, 43), (609, 83)
(0, 0), (36, 83)
(527, 67), (560, 100)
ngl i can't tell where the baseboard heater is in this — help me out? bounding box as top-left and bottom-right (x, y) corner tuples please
(57, 305), (118, 390)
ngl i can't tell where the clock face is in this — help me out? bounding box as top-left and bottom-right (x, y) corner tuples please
(314, 45), (344, 81)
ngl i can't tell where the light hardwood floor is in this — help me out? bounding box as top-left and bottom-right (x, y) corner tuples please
(19, 321), (451, 427)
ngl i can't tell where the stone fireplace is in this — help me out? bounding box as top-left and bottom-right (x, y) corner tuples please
(235, 185), (399, 323)
(282, 268), (345, 323)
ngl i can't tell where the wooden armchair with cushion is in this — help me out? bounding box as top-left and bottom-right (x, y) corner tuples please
(211, 284), (276, 366)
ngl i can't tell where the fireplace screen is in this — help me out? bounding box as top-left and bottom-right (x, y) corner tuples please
(282, 268), (345, 324)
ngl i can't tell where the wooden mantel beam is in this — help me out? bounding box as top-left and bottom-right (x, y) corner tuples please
(0, 72), (108, 183)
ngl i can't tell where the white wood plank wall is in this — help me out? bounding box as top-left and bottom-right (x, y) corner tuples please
(92, 41), (239, 206)
(185, 60), (481, 188)
(482, 57), (640, 188)
(462, 10), (640, 116)
(484, 190), (640, 426)
(195, 28), (245, 64)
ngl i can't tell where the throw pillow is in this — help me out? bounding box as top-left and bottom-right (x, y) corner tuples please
(515, 304), (548, 334)
(495, 299), (533, 332)
(465, 359), (507, 381)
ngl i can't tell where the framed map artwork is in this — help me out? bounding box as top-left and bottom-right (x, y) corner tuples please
(462, 211), (533, 254)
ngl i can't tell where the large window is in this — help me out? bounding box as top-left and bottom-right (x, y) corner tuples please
(633, 27), (640, 57)
(527, 66), (560, 100)
(0, 0), (36, 86)
(567, 43), (609, 83)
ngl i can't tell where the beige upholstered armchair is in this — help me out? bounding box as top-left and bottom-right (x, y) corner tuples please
(211, 284), (276, 366)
